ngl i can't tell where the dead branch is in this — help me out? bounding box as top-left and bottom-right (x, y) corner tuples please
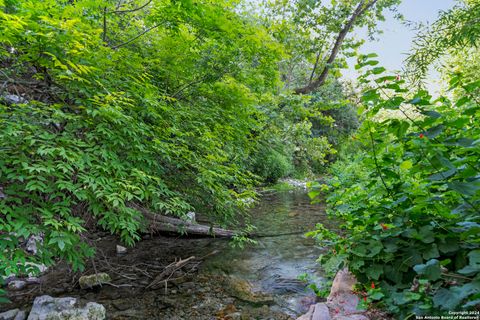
(111, 23), (162, 49)
(146, 256), (196, 289)
(110, 0), (153, 14)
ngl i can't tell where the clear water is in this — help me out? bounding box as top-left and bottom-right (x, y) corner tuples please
(200, 190), (332, 316)
(2, 190), (332, 319)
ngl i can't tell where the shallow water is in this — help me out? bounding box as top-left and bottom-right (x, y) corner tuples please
(3, 190), (332, 319)
(199, 190), (332, 316)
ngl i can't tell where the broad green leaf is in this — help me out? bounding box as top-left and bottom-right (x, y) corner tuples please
(458, 250), (480, 275)
(413, 259), (442, 281)
(448, 181), (480, 196)
(433, 282), (480, 310)
(428, 168), (457, 181)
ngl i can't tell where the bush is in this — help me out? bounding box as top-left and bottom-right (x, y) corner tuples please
(0, 0), (281, 279)
(252, 147), (293, 183)
(308, 56), (480, 316)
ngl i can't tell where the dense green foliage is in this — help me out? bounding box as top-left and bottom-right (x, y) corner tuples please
(0, 0), (284, 279)
(0, 0), (376, 287)
(406, 1), (480, 86)
(8, 1), (468, 316)
(307, 2), (480, 316)
(309, 38), (480, 320)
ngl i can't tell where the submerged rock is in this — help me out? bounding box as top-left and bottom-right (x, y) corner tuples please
(78, 273), (111, 289)
(226, 276), (274, 305)
(0, 309), (27, 320)
(27, 295), (105, 320)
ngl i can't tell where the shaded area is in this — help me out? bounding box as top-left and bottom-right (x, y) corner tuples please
(3, 190), (332, 319)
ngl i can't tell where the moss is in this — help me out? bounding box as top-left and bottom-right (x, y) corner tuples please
(78, 273), (111, 289)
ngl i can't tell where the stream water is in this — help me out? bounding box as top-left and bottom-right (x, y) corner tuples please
(3, 190), (333, 320)
(200, 190), (331, 316)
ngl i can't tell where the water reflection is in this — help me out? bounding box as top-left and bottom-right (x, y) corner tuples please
(201, 190), (331, 315)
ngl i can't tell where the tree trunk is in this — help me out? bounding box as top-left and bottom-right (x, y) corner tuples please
(132, 204), (236, 238)
(294, 0), (379, 95)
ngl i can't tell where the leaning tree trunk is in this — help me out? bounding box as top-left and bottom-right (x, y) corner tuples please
(294, 0), (379, 94)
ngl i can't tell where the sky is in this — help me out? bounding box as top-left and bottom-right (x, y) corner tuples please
(342, 0), (457, 90)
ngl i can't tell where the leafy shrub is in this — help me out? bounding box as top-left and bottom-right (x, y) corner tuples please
(252, 146), (293, 183)
(308, 55), (480, 317)
(310, 79), (361, 148)
(0, 0), (281, 279)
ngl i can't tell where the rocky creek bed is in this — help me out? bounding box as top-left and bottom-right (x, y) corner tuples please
(1, 190), (336, 319)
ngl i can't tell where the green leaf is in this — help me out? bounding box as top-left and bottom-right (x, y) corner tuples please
(448, 181), (480, 196)
(413, 259), (442, 281)
(438, 238), (459, 254)
(422, 110), (442, 119)
(366, 264), (384, 280)
(425, 124), (444, 139)
(458, 250), (480, 275)
(371, 67), (386, 75)
(323, 254), (346, 274)
(400, 160), (413, 170)
(422, 244), (440, 260)
(308, 190), (320, 199)
(433, 154), (456, 169)
(428, 168), (457, 181)
(384, 96), (404, 109)
(433, 282), (480, 310)
(370, 291), (385, 300)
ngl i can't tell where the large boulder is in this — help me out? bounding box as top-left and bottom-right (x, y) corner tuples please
(296, 269), (369, 320)
(27, 295), (106, 320)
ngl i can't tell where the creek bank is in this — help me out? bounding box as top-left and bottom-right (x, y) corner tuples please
(2, 233), (294, 320)
(2, 191), (332, 319)
(297, 268), (368, 320)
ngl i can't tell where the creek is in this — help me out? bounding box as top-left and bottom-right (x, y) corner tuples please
(3, 190), (333, 320)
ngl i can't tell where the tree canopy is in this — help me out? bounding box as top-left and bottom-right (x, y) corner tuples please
(3, 0), (480, 316)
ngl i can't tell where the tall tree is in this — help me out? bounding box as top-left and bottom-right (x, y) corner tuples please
(261, 0), (401, 94)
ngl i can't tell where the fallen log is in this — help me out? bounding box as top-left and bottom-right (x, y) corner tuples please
(130, 204), (236, 238)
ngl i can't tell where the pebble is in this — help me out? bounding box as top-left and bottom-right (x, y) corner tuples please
(7, 281), (26, 291)
(78, 273), (111, 289)
(116, 245), (127, 255)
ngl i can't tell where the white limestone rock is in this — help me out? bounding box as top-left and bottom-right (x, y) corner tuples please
(27, 295), (106, 320)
